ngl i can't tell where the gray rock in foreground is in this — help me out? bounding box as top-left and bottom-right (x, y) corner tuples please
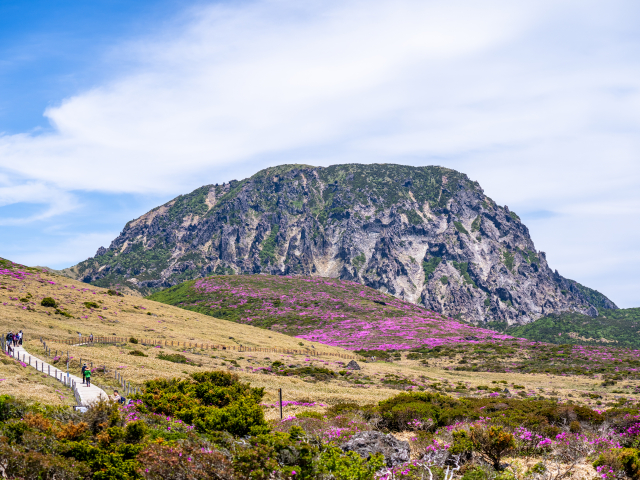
(341, 431), (410, 467)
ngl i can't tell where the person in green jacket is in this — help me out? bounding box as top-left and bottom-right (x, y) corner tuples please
(84, 368), (91, 387)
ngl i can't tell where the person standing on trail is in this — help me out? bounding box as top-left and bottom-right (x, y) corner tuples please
(78, 332), (82, 343)
(18, 331), (23, 346)
(84, 367), (91, 387)
(81, 364), (88, 384)
(89, 333), (94, 343)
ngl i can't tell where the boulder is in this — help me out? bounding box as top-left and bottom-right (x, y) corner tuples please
(346, 360), (361, 370)
(341, 431), (410, 467)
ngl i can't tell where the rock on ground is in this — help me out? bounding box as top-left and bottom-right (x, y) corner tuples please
(341, 431), (410, 467)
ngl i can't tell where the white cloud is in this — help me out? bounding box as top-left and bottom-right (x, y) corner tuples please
(0, 0), (545, 193)
(0, 0), (638, 304)
(0, 181), (78, 225)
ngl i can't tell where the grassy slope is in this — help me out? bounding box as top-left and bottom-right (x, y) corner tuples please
(2, 257), (639, 410)
(147, 274), (513, 350)
(505, 309), (640, 348)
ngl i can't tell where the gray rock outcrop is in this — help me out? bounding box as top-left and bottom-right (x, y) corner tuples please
(341, 431), (410, 467)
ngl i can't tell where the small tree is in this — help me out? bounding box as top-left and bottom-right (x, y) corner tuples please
(470, 425), (515, 470)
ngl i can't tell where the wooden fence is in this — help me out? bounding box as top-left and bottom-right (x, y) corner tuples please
(51, 336), (356, 359)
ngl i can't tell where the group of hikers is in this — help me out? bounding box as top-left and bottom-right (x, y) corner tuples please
(5, 330), (127, 405)
(78, 332), (94, 343)
(4, 330), (23, 355)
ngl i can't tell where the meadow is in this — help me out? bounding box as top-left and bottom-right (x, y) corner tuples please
(3, 258), (640, 479)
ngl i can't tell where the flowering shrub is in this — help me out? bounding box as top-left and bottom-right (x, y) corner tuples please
(148, 274), (515, 350)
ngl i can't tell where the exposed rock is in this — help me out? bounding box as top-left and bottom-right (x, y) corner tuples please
(346, 360), (361, 370)
(69, 164), (617, 325)
(586, 306), (599, 318)
(341, 431), (410, 467)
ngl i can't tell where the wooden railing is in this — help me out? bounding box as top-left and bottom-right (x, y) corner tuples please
(49, 336), (356, 359)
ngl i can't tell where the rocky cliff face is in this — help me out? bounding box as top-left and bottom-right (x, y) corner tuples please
(68, 164), (616, 325)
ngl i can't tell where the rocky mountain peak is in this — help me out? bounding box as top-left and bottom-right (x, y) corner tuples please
(68, 163), (616, 325)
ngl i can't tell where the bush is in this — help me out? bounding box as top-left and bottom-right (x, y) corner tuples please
(620, 448), (640, 480)
(320, 445), (384, 480)
(40, 297), (57, 308)
(129, 350), (147, 357)
(140, 371), (269, 436)
(570, 420), (582, 433)
(470, 425), (515, 470)
(157, 353), (197, 365)
(139, 443), (234, 480)
(83, 301), (100, 309)
(129, 337), (138, 344)
(124, 420), (147, 444)
(377, 392), (461, 430)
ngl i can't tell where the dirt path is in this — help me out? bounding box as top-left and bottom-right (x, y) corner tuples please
(7, 344), (108, 406)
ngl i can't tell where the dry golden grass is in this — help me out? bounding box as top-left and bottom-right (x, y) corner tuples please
(0, 356), (76, 406)
(1, 268), (632, 409)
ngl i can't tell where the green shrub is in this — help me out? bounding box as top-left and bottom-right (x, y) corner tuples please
(326, 402), (362, 417)
(124, 420), (147, 444)
(461, 466), (491, 480)
(422, 257), (442, 281)
(450, 429), (473, 456)
(157, 353), (197, 365)
(40, 297), (57, 308)
(620, 449), (640, 480)
(128, 350), (147, 357)
(140, 371), (269, 436)
(454, 221), (469, 235)
(320, 445), (384, 480)
(129, 337), (138, 344)
(377, 392), (461, 430)
(83, 301), (100, 309)
(470, 425), (515, 470)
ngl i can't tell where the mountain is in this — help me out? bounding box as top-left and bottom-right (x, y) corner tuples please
(68, 163), (616, 325)
(147, 274), (515, 351)
(503, 308), (640, 348)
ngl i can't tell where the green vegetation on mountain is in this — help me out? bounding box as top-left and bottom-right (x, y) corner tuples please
(503, 308), (640, 348)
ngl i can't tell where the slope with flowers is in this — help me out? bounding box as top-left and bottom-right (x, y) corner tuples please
(147, 274), (514, 351)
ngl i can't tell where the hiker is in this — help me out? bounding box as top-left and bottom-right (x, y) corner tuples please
(12, 332), (18, 347)
(84, 367), (91, 387)
(17, 331), (23, 346)
(111, 390), (121, 403)
(5, 332), (12, 351)
(81, 364), (88, 384)
(89, 333), (94, 343)
(78, 332), (82, 343)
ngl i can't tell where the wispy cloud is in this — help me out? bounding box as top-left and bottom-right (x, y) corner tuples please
(0, 0), (638, 305)
(0, 181), (78, 225)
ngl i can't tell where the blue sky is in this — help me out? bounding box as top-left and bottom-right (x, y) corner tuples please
(1, 0), (639, 307)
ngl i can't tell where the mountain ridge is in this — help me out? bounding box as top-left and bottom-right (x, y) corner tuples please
(68, 163), (616, 325)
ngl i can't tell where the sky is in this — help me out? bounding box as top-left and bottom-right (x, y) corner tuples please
(0, 0), (638, 308)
